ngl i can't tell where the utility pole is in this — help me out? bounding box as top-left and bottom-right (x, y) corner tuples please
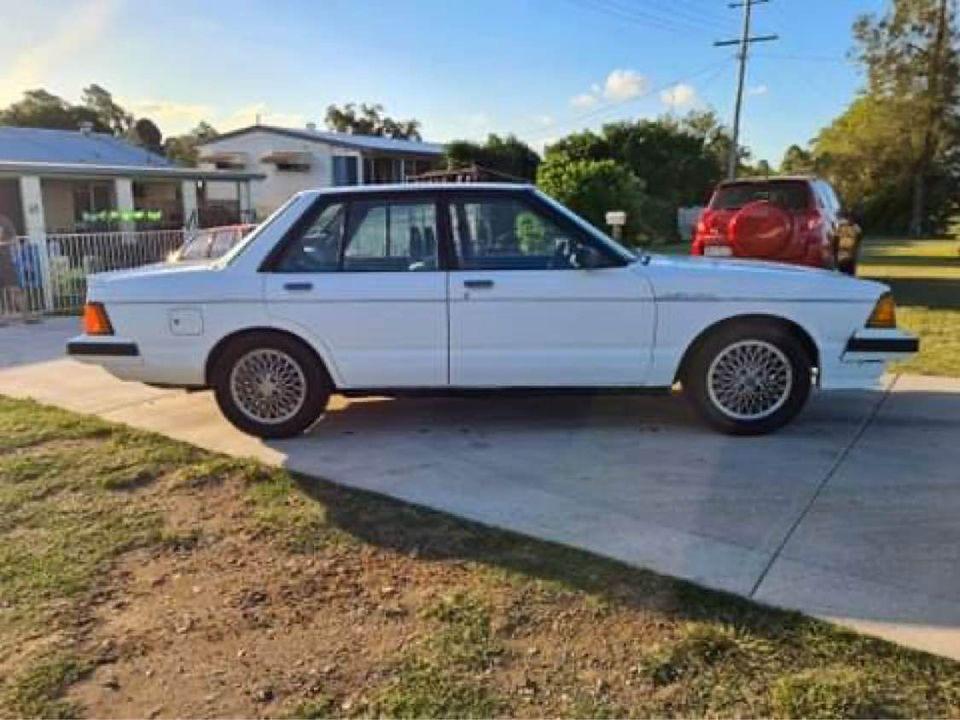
(715, 0), (778, 180)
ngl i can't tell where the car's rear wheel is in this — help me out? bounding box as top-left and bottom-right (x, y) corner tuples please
(683, 322), (812, 435)
(212, 332), (330, 439)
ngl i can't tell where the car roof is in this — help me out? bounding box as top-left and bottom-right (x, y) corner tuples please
(300, 182), (535, 198)
(719, 175), (821, 186)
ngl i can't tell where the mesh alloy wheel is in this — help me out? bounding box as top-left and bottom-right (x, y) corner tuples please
(706, 339), (794, 421)
(228, 348), (308, 425)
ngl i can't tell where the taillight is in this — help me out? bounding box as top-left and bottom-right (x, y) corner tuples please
(83, 302), (114, 336)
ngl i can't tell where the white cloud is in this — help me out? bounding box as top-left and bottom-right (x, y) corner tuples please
(570, 92), (598, 109)
(602, 69), (648, 102)
(536, 114), (555, 127)
(660, 83), (697, 108)
(748, 84), (768, 96)
(0, 0), (119, 105)
(570, 69), (648, 111)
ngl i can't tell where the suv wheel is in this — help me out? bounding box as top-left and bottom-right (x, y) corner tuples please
(684, 322), (812, 435)
(212, 333), (330, 439)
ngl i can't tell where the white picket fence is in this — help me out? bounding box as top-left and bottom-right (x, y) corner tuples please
(0, 226), (250, 321)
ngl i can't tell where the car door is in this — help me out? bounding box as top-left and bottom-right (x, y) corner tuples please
(446, 190), (655, 387)
(262, 192), (448, 388)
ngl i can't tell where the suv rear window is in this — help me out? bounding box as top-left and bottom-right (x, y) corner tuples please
(710, 181), (812, 212)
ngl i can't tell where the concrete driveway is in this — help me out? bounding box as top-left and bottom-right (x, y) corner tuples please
(3, 317), (960, 660)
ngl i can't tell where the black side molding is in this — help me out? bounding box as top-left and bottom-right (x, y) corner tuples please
(67, 341), (139, 357)
(846, 337), (919, 353)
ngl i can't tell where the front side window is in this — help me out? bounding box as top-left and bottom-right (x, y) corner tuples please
(274, 199), (438, 272)
(449, 196), (605, 270)
(275, 202), (345, 272)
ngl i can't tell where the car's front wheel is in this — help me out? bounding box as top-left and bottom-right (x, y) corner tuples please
(212, 332), (330, 439)
(683, 322), (812, 435)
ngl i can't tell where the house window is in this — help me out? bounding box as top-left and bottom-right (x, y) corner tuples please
(73, 182), (114, 226)
(332, 156), (358, 185)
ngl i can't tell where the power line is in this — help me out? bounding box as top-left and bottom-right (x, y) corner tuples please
(714, 0), (778, 179)
(641, 0), (740, 31)
(569, 0), (720, 36)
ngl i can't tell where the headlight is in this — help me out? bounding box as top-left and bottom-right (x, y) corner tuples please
(867, 292), (897, 329)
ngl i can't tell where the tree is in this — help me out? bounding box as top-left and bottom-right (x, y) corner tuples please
(324, 103), (421, 139)
(545, 111), (732, 207)
(163, 122), (218, 167)
(780, 144), (816, 174)
(813, 95), (933, 232)
(754, 159), (773, 176)
(537, 155), (677, 243)
(444, 134), (541, 181)
(128, 118), (163, 154)
(82, 84), (133, 135)
(0, 89), (107, 132)
(852, 0), (959, 234)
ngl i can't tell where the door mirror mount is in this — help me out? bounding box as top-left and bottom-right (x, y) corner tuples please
(574, 244), (607, 270)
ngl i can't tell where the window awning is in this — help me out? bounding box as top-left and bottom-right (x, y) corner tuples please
(260, 151), (312, 168)
(198, 151), (249, 169)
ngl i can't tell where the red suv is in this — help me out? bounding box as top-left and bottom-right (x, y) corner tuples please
(692, 176), (861, 275)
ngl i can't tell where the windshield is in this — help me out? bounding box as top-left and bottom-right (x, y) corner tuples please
(710, 181), (812, 212)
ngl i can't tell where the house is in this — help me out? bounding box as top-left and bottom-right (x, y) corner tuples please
(0, 125), (262, 239)
(197, 124), (444, 216)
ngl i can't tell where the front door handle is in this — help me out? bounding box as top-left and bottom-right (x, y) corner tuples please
(283, 282), (313, 292)
(463, 279), (494, 289)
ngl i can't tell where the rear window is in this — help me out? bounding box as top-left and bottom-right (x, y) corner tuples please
(710, 181), (812, 212)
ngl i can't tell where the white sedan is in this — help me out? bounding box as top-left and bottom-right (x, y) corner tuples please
(68, 184), (918, 438)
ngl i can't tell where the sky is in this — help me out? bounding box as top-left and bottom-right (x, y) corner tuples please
(0, 0), (888, 164)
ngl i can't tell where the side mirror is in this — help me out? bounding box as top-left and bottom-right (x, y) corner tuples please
(574, 244), (606, 269)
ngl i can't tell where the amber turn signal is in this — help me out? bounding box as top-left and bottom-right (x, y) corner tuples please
(867, 293), (897, 329)
(82, 302), (114, 336)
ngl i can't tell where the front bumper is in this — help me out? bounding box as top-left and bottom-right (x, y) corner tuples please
(821, 328), (919, 390)
(842, 328), (919, 362)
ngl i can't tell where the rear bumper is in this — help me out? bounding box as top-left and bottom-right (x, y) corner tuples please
(67, 341), (139, 357)
(66, 335), (145, 381)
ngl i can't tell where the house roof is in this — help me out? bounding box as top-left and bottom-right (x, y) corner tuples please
(0, 127), (262, 181)
(200, 124), (445, 158)
(0, 160), (262, 182)
(0, 126), (174, 167)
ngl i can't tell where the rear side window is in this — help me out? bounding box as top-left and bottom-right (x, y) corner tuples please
(274, 199), (438, 272)
(710, 182), (812, 212)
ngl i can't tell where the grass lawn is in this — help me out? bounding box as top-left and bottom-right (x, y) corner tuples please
(2, 396), (960, 718)
(857, 236), (960, 377)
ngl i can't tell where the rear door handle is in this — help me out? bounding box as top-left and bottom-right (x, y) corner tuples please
(283, 282), (313, 292)
(463, 279), (494, 289)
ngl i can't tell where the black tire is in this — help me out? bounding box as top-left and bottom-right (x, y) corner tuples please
(211, 332), (331, 439)
(837, 249), (859, 276)
(683, 321), (812, 436)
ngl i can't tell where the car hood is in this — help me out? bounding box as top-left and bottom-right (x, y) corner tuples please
(638, 253), (888, 302)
